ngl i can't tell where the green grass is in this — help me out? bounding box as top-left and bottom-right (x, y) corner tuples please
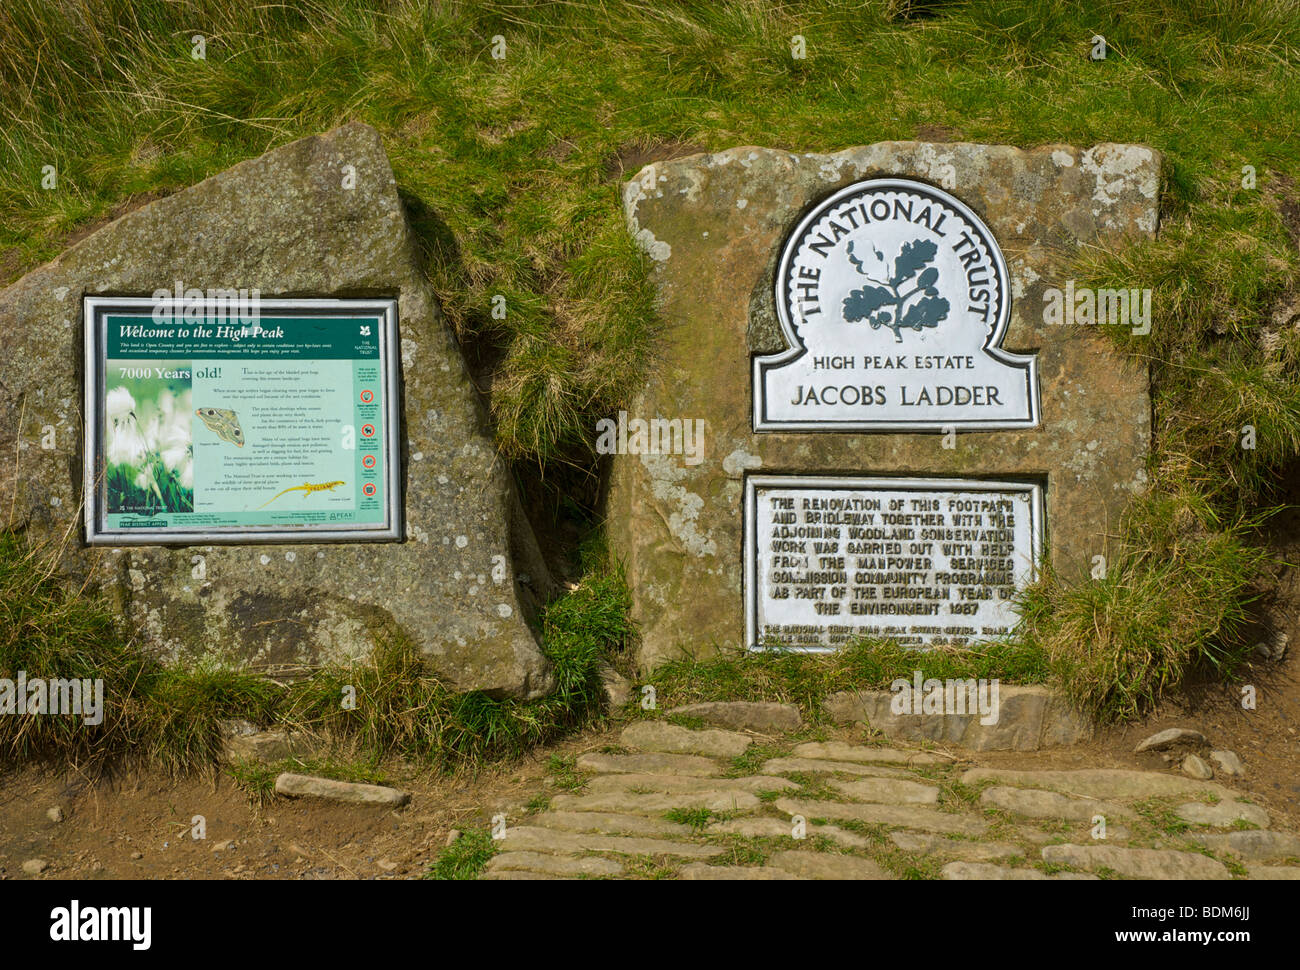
(0, 530), (630, 775)
(1017, 492), (1272, 721)
(2, 0), (1299, 725)
(426, 829), (497, 880)
(663, 807), (713, 830)
(225, 756), (392, 804)
(650, 637), (1050, 714)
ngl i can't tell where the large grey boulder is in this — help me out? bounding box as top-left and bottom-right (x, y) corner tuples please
(0, 123), (553, 698)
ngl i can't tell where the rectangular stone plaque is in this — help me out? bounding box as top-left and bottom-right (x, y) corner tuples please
(744, 475), (1043, 651)
(83, 296), (401, 544)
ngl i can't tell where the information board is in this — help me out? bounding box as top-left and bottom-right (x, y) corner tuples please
(83, 296), (401, 544)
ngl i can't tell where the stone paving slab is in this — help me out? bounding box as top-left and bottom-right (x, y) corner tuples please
(1041, 844), (1232, 879)
(890, 832), (1024, 862)
(792, 742), (952, 766)
(679, 864), (806, 880)
(1246, 866), (1300, 880)
(551, 790), (761, 815)
(480, 870), (564, 880)
(500, 825), (726, 859)
(827, 777), (941, 805)
(942, 862), (1099, 880)
(767, 850), (891, 880)
(960, 767), (1237, 801)
(979, 785), (1133, 821)
(775, 798), (989, 835)
(666, 702), (803, 733)
(576, 752), (720, 776)
(621, 721), (752, 758)
(761, 757), (912, 778)
(585, 773), (797, 795)
(487, 851), (623, 877)
(1189, 830), (1300, 861)
(530, 811), (691, 838)
(1175, 801), (1270, 828)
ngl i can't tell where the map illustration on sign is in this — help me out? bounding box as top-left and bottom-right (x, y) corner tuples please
(754, 178), (1039, 431)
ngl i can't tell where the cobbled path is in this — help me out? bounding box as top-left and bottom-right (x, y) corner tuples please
(480, 718), (1300, 880)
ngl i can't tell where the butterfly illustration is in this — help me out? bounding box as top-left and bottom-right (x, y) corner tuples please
(194, 407), (245, 447)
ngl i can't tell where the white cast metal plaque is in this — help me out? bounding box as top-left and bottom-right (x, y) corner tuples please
(745, 476), (1043, 651)
(755, 178), (1039, 431)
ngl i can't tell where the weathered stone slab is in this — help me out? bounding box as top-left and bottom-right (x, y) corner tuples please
(486, 852), (623, 877)
(824, 686), (1092, 750)
(706, 817), (870, 849)
(979, 786), (1132, 821)
(575, 752), (719, 776)
(666, 701), (803, 733)
(1209, 750), (1246, 778)
(1189, 830), (1300, 861)
(774, 798), (988, 836)
(762, 757), (911, 778)
(960, 768), (1236, 801)
(612, 141), (1157, 666)
(586, 773), (797, 795)
(768, 850), (890, 880)
(274, 773), (410, 807)
(1182, 754), (1214, 780)
(0, 123), (552, 697)
(942, 862), (1098, 880)
(707, 817), (794, 838)
(1041, 844), (1231, 880)
(790, 742), (951, 765)
(1248, 866), (1300, 880)
(529, 811), (691, 838)
(1175, 801), (1269, 829)
(678, 864), (805, 880)
(827, 777), (941, 805)
(499, 825), (723, 859)
(620, 721), (752, 757)
(1135, 727), (1207, 753)
(551, 791), (760, 815)
(479, 870), (563, 880)
(890, 832), (1022, 862)
(218, 719), (315, 764)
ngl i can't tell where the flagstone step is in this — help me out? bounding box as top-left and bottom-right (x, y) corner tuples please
(529, 811), (692, 838)
(486, 851), (623, 877)
(1040, 844), (1232, 879)
(774, 798), (988, 836)
(499, 825), (725, 859)
(576, 752), (721, 776)
(791, 742), (953, 766)
(960, 767), (1238, 801)
(621, 721), (752, 758)
(826, 777), (942, 805)
(585, 773), (797, 795)
(551, 790), (760, 815)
